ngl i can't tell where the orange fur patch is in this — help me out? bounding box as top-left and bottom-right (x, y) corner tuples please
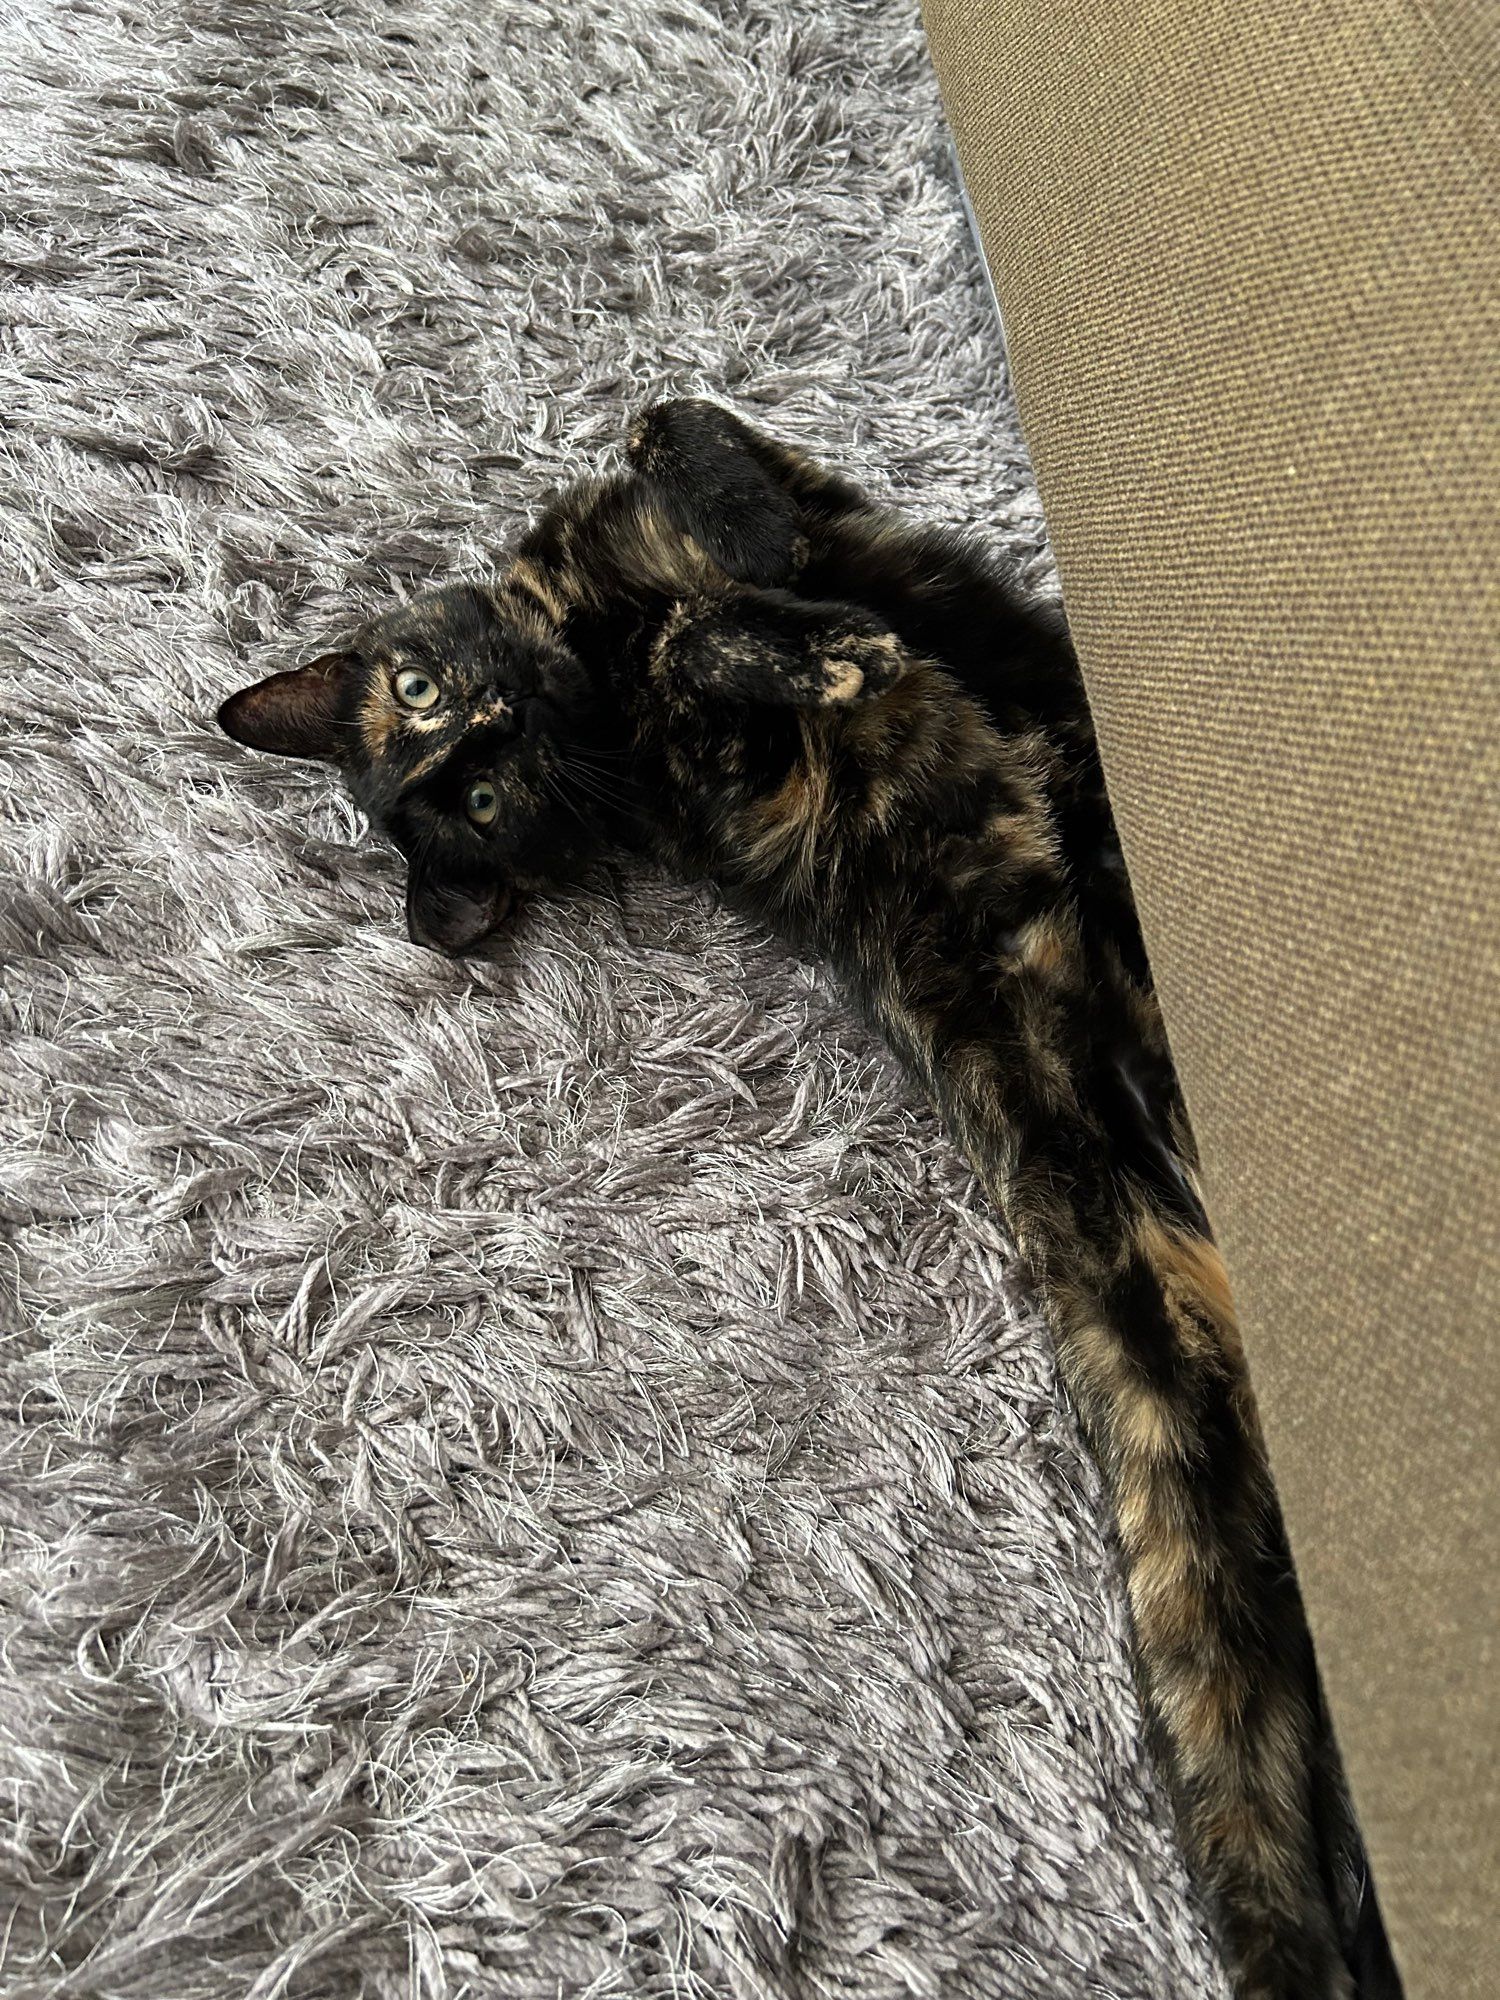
(1136, 1213), (1241, 1364)
(984, 810), (1058, 874)
(360, 682), (400, 757)
(822, 657), (865, 703)
(505, 557), (567, 625)
(1013, 915), (1071, 981)
(1125, 1521), (1200, 1652)
(741, 741), (827, 887)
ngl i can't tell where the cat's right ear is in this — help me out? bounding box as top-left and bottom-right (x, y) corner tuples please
(216, 652), (355, 761)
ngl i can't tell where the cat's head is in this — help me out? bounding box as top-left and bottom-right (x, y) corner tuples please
(218, 582), (613, 953)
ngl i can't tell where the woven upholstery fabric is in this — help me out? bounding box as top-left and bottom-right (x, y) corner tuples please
(922, 3), (1499, 1994)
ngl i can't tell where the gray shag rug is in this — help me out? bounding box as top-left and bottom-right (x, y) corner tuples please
(0, 3), (1229, 1996)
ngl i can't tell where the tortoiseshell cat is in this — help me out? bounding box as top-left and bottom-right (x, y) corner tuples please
(219, 401), (1399, 2000)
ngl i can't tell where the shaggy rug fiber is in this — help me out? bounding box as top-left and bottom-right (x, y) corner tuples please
(0, 3), (1229, 1995)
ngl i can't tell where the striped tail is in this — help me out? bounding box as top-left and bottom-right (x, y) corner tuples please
(1039, 1193), (1387, 1998)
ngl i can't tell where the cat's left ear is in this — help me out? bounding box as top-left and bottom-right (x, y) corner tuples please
(216, 652), (354, 761)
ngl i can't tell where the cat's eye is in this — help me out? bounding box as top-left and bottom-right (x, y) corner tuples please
(395, 667), (440, 711)
(465, 779), (499, 827)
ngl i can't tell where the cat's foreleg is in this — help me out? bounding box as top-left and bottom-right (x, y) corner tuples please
(651, 589), (907, 710)
(626, 398), (870, 587)
(625, 399), (1085, 732)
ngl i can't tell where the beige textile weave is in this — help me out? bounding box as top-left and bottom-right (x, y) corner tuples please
(922, 3), (1500, 1993)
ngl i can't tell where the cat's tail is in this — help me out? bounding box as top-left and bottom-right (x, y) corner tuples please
(1348, 1879), (1405, 2000)
(918, 913), (1397, 1999)
(1039, 1191), (1400, 2000)
(1310, 1701), (1406, 2000)
(873, 840), (1397, 1998)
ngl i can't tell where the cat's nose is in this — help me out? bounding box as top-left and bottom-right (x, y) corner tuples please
(468, 692), (516, 731)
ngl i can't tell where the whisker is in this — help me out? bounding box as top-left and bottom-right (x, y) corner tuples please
(541, 766), (597, 838)
(559, 760), (624, 801)
(558, 760), (635, 814)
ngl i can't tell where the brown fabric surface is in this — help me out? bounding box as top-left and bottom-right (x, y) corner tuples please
(922, 2), (1499, 1994)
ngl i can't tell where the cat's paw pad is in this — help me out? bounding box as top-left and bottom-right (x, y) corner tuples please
(819, 628), (905, 704)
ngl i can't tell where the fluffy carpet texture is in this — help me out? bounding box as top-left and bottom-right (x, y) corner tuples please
(0, 3), (1227, 1996)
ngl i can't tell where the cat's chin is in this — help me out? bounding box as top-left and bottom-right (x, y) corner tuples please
(405, 872), (513, 956)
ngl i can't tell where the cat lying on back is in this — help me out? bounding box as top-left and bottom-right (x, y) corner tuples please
(219, 400), (1400, 2000)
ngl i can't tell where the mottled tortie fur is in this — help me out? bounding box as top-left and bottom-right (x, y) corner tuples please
(219, 401), (1399, 2000)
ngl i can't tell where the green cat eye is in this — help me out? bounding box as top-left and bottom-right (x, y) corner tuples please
(395, 667), (440, 711)
(465, 779), (499, 827)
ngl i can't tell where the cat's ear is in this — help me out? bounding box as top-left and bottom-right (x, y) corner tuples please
(405, 862), (513, 956)
(216, 652), (355, 761)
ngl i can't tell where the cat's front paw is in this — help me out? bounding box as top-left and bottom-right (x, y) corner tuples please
(817, 625), (906, 704)
(626, 398), (740, 472)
